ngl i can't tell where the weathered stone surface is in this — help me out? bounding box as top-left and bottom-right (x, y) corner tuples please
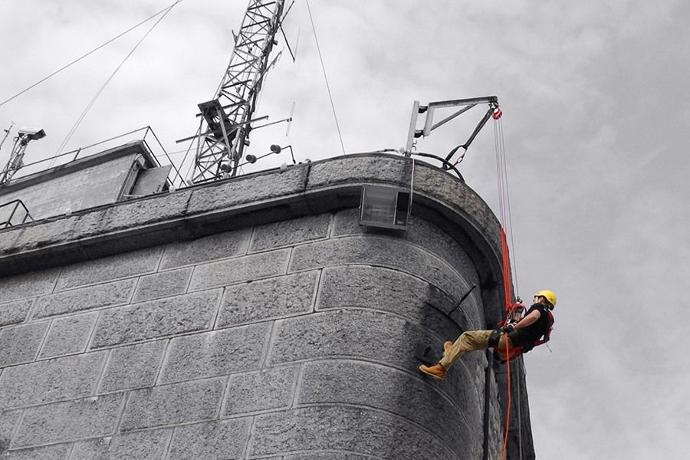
(90, 290), (220, 348)
(38, 312), (98, 359)
(187, 165), (308, 215)
(0, 298), (33, 327)
(283, 453), (377, 460)
(13, 393), (124, 447)
(0, 410), (20, 454)
(317, 265), (463, 338)
(188, 249), (289, 291)
(250, 214), (331, 252)
(0, 351), (106, 409)
(224, 365), (299, 415)
(0, 269), (58, 302)
(2, 444), (72, 460)
(0, 321), (49, 367)
(268, 309), (435, 370)
(121, 378), (225, 431)
(290, 236), (477, 322)
(33, 278), (135, 319)
(132, 267), (192, 303)
(168, 418), (252, 460)
(218, 271), (318, 327)
(11, 216), (79, 252)
(249, 406), (454, 459)
(160, 228), (251, 270)
(334, 208), (480, 285)
(307, 155), (411, 189)
(56, 247), (161, 291)
(70, 428), (172, 460)
(99, 340), (167, 393)
(298, 360), (474, 457)
(99, 189), (191, 232)
(160, 323), (269, 384)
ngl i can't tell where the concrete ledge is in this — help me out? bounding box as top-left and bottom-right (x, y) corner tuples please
(0, 153), (505, 309)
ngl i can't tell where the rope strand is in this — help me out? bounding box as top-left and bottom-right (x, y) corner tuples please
(54, 1), (181, 157)
(306, 0), (346, 155)
(0, 1), (182, 109)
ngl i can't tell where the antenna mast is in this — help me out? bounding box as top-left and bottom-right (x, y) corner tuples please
(190, 0), (287, 183)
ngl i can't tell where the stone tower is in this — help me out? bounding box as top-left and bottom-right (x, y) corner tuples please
(0, 147), (534, 459)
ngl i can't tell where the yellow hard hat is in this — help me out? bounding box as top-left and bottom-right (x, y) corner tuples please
(534, 289), (557, 307)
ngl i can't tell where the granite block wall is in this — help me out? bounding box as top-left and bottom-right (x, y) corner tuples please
(0, 209), (503, 459)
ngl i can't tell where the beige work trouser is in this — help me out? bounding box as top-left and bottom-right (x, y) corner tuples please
(439, 330), (510, 369)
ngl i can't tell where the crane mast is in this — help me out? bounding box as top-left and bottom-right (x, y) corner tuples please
(192, 0), (286, 183)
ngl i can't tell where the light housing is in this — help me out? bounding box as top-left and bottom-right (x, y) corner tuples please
(359, 185), (410, 230)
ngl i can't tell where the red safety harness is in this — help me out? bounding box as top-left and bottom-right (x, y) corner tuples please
(496, 302), (555, 362)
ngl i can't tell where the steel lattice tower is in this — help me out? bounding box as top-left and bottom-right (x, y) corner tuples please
(192, 0), (285, 183)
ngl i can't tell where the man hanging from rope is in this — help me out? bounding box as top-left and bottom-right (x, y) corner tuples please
(419, 290), (557, 380)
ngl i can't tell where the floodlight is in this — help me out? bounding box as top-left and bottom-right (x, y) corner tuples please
(359, 185), (410, 230)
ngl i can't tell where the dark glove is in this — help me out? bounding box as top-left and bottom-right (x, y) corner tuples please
(501, 324), (515, 333)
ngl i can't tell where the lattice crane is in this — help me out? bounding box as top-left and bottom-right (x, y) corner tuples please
(188, 0), (289, 183)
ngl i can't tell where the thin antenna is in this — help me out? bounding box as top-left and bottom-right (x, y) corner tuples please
(0, 122), (15, 152)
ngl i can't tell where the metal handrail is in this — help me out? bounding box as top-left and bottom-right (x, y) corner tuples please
(0, 199), (32, 229)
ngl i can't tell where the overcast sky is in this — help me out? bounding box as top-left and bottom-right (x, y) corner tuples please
(1, 1), (688, 458)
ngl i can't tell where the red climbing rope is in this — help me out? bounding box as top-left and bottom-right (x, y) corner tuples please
(494, 110), (518, 460)
(502, 337), (512, 460)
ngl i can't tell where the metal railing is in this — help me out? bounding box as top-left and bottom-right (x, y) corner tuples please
(0, 199), (32, 229)
(6, 127), (187, 190)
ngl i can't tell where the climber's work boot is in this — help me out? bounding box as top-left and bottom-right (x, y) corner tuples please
(419, 363), (447, 380)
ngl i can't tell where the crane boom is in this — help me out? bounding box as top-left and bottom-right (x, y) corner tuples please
(192, 0), (286, 183)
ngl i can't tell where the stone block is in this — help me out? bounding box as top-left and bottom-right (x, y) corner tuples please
(90, 290), (221, 349)
(307, 155), (411, 189)
(0, 322), (49, 367)
(132, 267), (192, 303)
(218, 271), (318, 328)
(160, 323), (269, 384)
(0, 351), (106, 409)
(268, 309), (435, 371)
(33, 279), (135, 319)
(2, 444), (72, 460)
(38, 312), (98, 359)
(250, 214), (331, 252)
(72, 209), (108, 240)
(11, 215), (79, 252)
(333, 208), (480, 285)
(167, 418), (252, 460)
(56, 247), (161, 291)
(0, 269), (59, 303)
(120, 378), (226, 431)
(99, 340), (167, 393)
(160, 228), (251, 270)
(249, 406), (454, 459)
(223, 365), (299, 415)
(188, 249), (289, 292)
(70, 428), (172, 460)
(13, 393), (124, 447)
(298, 360), (473, 457)
(0, 299), (33, 327)
(317, 265), (462, 338)
(187, 165), (308, 215)
(289, 236), (475, 317)
(99, 189), (192, 232)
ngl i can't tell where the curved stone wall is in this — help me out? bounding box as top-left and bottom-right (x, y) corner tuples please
(0, 153), (522, 459)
